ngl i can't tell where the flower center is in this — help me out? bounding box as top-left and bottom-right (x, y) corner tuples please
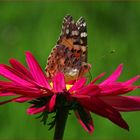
(50, 82), (73, 90)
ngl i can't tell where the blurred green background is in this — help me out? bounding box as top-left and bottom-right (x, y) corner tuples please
(0, 2), (140, 140)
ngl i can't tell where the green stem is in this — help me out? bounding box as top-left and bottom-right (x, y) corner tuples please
(53, 107), (69, 140)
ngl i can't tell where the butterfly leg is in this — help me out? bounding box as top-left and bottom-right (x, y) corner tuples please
(78, 62), (91, 78)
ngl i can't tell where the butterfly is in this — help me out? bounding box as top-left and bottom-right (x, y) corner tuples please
(45, 15), (91, 82)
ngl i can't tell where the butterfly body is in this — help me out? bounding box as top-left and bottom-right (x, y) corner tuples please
(45, 15), (91, 82)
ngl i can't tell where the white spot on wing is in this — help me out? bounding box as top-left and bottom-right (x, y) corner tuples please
(66, 29), (69, 34)
(83, 22), (86, 27)
(81, 46), (86, 52)
(80, 32), (87, 37)
(72, 30), (75, 35)
(75, 30), (79, 35)
(69, 68), (79, 76)
(71, 20), (74, 24)
(72, 30), (79, 36)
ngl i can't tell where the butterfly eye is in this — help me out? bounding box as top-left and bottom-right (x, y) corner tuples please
(82, 63), (91, 70)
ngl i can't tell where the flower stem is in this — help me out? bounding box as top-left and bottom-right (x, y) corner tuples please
(53, 107), (69, 140)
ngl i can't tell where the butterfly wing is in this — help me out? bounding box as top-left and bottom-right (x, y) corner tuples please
(45, 15), (90, 82)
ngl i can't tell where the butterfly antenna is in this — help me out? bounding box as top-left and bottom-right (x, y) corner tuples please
(88, 69), (92, 83)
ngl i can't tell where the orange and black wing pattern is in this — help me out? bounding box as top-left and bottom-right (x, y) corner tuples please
(45, 15), (91, 82)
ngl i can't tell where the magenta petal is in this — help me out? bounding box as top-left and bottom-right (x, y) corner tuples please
(48, 94), (56, 112)
(25, 51), (51, 89)
(75, 110), (94, 133)
(122, 75), (140, 86)
(9, 58), (34, 80)
(27, 105), (46, 115)
(77, 96), (129, 130)
(2, 64), (35, 85)
(0, 82), (43, 97)
(100, 95), (140, 112)
(0, 65), (33, 87)
(14, 97), (33, 102)
(72, 94), (89, 100)
(91, 72), (106, 84)
(100, 84), (137, 95)
(53, 72), (66, 92)
(69, 77), (86, 92)
(91, 97), (129, 130)
(0, 92), (16, 96)
(100, 64), (123, 85)
(77, 85), (100, 96)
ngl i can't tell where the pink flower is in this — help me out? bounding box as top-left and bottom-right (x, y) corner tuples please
(0, 51), (140, 134)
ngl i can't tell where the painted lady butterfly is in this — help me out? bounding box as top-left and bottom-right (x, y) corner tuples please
(45, 15), (91, 82)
